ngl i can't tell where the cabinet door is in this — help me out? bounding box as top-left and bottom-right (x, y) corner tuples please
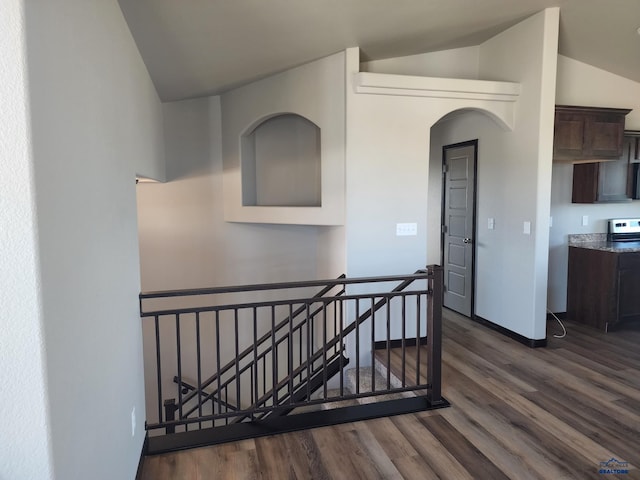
(554, 111), (586, 158)
(585, 113), (625, 157)
(572, 163), (598, 203)
(619, 254), (640, 321)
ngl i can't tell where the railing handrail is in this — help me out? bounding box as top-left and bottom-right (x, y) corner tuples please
(140, 287), (434, 318)
(139, 272), (429, 304)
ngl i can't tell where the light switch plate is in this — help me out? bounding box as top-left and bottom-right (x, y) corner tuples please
(523, 221), (531, 235)
(396, 223), (417, 236)
(488, 218), (495, 230)
(582, 215), (589, 226)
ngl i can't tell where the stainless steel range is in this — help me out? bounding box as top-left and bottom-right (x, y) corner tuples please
(608, 218), (640, 243)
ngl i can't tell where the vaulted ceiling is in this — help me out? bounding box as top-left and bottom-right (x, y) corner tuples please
(118, 0), (640, 102)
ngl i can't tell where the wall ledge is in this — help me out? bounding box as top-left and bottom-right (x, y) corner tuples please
(354, 72), (521, 102)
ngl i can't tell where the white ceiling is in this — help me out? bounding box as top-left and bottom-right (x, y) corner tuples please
(117, 0), (640, 102)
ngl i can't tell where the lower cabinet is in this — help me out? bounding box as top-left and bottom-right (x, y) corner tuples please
(567, 247), (640, 331)
(618, 254), (640, 321)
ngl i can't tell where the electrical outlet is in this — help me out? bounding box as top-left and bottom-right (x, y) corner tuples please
(582, 215), (589, 226)
(131, 407), (136, 437)
(488, 218), (495, 230)
(523, 221), (531, 235)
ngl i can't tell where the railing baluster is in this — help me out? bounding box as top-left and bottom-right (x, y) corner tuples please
(154, 315), (162, 425)
(310, 301), (315, 358)
(253, 306), (258, 417)
(322, 301), (328, 400)
(234, 309), (240, 418)
(175, 314), (183, 430)
(371, 297), (375, 393)
(386, 296), (391, 390)
(331, 294), (340, 354)
(299, 311), (303, 383)
(224, 385), (229, 425)
(196, 312), (202, 429)
(306, 303), (311, 402)
(272, 305), (278, 407)
(215, 311), (222, 419)
(339, 298), (344, 397)
(249, 367), (254, 420)
(288, 303), (294, 404)
(416, 294), (421, 386)
(355, 299), (360, 395)
(401, 294), (406, 387)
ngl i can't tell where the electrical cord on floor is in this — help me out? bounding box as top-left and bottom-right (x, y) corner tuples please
(547, 308), (567, 338)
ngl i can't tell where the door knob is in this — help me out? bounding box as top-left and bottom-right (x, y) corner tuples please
(463, 237), (472, 244)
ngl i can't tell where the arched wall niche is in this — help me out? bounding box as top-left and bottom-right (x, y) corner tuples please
(241, 113), (321, 207)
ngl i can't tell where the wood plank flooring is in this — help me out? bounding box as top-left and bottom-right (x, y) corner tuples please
(141, 310), (640, 479)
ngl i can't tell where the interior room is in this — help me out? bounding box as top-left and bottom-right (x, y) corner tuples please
(2, 1), (640, 479)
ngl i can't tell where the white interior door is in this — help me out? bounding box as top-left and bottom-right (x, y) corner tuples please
(442, 141), (476, 317)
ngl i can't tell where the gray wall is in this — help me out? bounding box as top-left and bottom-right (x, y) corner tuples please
(346, 9), (559, 341)
(0, 1), (53, 478)
(138, 97), (328, 292)
(19, 1), (165, 478)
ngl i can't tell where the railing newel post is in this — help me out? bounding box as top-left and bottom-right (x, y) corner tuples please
(426, 264), (444, 406)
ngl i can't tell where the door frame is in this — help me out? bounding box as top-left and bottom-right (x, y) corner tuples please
(440, 139), (479, 318)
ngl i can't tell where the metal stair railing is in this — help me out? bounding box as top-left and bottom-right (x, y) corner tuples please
(140, 266), (446, 453)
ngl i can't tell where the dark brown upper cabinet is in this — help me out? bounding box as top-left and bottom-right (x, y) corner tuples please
(554, 105), (630, 162)
(572, 131), (640, 203)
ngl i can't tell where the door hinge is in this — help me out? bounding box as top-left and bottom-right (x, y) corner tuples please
(441, 225), (447, 234)
(443, 164), (448, 174)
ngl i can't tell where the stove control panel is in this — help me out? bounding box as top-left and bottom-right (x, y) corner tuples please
(609, 218), (640, 235)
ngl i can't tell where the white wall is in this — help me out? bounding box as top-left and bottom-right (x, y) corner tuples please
(478, 8), (558, 339)
(429, 9), (559, 340)
(22, 1), (165, 478)
(548, 56), (640, 312)
(0, 2), (53, 479)
(347, 9), (558, 344)
(361, 46), (480, 79)
(138, 98), (342, 292)
(345, 48), (516, 281)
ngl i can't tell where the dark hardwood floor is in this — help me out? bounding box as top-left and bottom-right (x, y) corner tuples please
(141, 309), (640, 479)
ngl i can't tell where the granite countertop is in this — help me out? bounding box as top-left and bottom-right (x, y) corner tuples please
(568, 233), (640, 253)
